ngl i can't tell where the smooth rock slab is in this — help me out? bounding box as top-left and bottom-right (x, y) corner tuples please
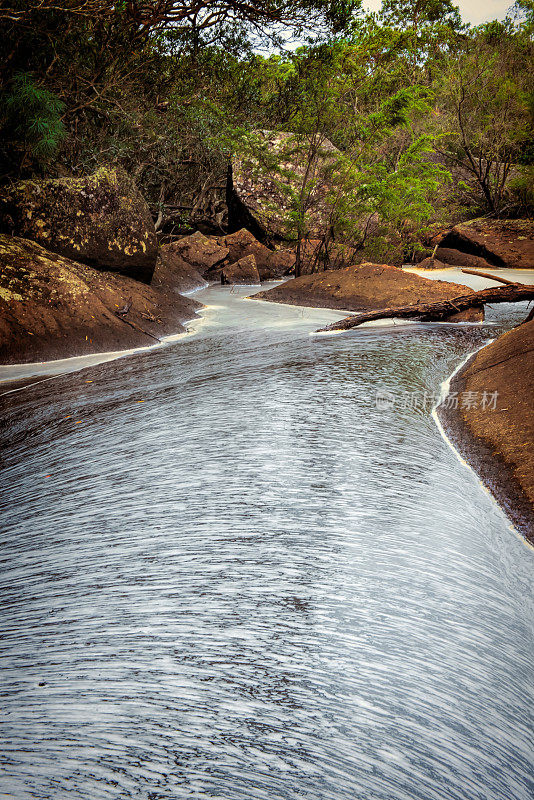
(250, 262), (483, 322)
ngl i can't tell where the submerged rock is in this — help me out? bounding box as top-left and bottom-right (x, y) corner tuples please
(437, 218), (534, 270)
(0, 167), (158, 282)
(438, 318), (534, 539)
(220, 254), (260, 285)
(0, 234), (201, 364)
(250, 262), (483, 322)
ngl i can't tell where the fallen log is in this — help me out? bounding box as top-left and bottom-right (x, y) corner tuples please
(316, 283), (534, 332)
(460, 268), (515, 286)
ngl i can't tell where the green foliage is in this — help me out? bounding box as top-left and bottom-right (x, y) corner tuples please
(3, 73), (66, 168)
(0, 0), (531, 238)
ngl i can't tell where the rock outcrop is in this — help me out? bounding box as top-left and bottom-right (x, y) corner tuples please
(0, 235), (201, 364)
(415, 256), (452, 270)
(250, 262), (483, 322)
(0, 167), (158, 282)
(438, 318), (534, 539)
(217, 228), (292, 280)
(151, 243), (208, 294)
(172, 230), (229, 273)
(433, 247), (495, 270)
(228, 131), (339, 241)
(169, 227), (293, 281)
(220, 254), (260, 285)
(436, 218), (533, 270)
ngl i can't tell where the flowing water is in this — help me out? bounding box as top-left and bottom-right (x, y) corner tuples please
(0, 272), (533, 800)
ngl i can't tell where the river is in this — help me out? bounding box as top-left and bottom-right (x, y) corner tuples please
(0, 272), (533, 799)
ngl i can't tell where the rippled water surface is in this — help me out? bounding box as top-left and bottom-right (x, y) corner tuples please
(1, 277), (533, 800)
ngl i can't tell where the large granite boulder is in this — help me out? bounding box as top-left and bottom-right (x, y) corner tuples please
(151, 243), (208, 294)
(173, 231), (229, 274)
(217, 228), (292, 279)
(228, 131), (339, 241)
(436, 218), (533, 269)
(220, 254), (260, 285)
(433, 247), (496, 270)
(250, 262), (483, 322)
(0, 234), (201, 364)
(438, 318), (534, 538)
(0, 167), (158, 283)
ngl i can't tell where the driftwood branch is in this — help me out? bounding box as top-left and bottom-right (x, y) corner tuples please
(316, 284), (534, 333)
(460, 268), (515, 286)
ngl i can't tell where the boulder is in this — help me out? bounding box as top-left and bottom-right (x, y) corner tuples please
(173, 230), (229, 275)
(220, 228), (273, 269)
(0, 167), (158, 282)
(437, 218), (534, 269)
(228, 131), (339, 241)
(152, 243), (208, 294)
(0, 234), (201, 364)
(220, 254), (260, 285)
(217, 228), (293, 280)
(250, 262), (483, 322)
(415, 256), (452, 270)
(434, 247), (496, 270)
(438, 318), (534, 539)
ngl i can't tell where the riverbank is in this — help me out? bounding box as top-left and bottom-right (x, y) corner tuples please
(437, 319), (534, 541)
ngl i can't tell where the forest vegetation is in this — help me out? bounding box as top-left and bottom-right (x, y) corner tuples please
(1, 0), (533, 263)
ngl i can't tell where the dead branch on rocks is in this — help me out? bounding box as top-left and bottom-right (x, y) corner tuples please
(316, 283), (534, 333)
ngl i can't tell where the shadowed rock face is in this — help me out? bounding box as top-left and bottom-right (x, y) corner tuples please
(0, 167), (158, 283)
(152, 244), (208, 294)
(0, 234), (201, 364)
(228, 131), (339, 241)
(249, 262), (483, 322)
(437, 218), (534, 269)
(438, 319), (534, 539)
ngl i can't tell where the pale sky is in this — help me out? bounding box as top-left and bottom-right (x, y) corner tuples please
(363, 0), (514, 25)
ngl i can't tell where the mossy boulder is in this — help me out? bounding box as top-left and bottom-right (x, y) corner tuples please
(0, 166), (158, 282)
(0, 234), (200, 364)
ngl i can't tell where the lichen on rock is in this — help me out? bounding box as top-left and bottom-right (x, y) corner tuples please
(0, 166), (158, 283)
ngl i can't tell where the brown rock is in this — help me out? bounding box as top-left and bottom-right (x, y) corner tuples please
(434, 247), (495, 270)
(174, 231), (229, 274)
(0, 167), (158, 282)
(220, 228), (272, 270)
(152, 244), (207, 294)
(416, 257), (453, 270)
(438, 318), (534, 539)
(264, 249), (295, 279)
(220, 254), (260, 285)
(437, 218), (534, 269)
(250, 262), (483, 322)
(0, 234), (201, 364)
